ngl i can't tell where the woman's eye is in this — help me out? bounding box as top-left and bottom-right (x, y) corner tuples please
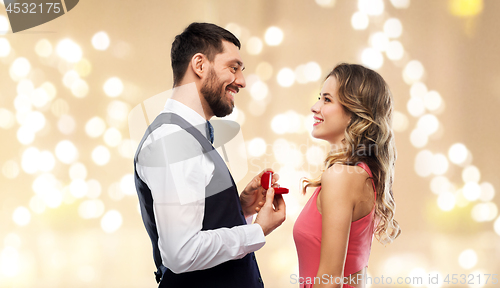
(324, 98), (331, 102)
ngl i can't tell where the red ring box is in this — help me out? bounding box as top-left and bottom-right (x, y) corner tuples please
(261, 171), (289, 194)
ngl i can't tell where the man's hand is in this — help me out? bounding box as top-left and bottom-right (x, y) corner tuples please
(254, 187), (286, 236)
(240, 168), (279, 218)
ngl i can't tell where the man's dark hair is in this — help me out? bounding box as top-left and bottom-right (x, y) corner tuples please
(171, 22), (241, 86)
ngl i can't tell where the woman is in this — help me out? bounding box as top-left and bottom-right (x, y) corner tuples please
(293, 63), (401, 288)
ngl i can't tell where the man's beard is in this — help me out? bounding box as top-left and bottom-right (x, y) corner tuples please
(200, 67), (234, 117)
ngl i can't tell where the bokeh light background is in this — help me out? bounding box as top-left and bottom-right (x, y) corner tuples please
(1, 0), (500, 287)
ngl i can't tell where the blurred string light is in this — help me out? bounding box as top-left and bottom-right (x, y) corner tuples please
(57, 114), (76, 135)
(56, 39), (82, 63)
(351, 12), (369, 30)
(358, 0), (384, 16)
(430, 176), (453, 195)
(462, 165), (480, 182)
(305, 145), (324, 166)
(69, 162), (87, 180)
(91, 31), (110, 51)
(78, 199), (105, 219)
(107, 100), (130, 126)
(120, 174), (136, 196)
(449, 0), (483, 17)
(403, 60), (425, 84)
(17, 125), (35, 145)
(448, 143), (468, 164)
(438, 191), (456, 211)
(246, 36), (263, 55)
(30, 87), (50, 108)
(458, 249), (478, 269)
(295, 62), (322, 84)
(271, 111), (304, 134)
(21, 147), (40, 174)
(463, 182), (480, 201)
(86, 179), (102, 199)
(70, 179), (88, 198)
(264, 26), (284, 46)
(392, 110), (409, 132)
(92, 145), (111, 166)
(0, 37), (11, 57)
(103, 77), (124, 97)
(417, 114), (439, 135)
(0, 246), (20, 277)
(225, 23), (243, 39)
(103, 127), (122, 147)
(471, 202), (498, 222)
(369, 32), (389, 52)
(494, 216), (500, 236)
(408, 268), (428, 287)
(479, 182), (495, 202)
(55, 140), (79, 164)
(101, 210), (123, 233)
(0, 15), (9, 35)
(63, 70), (80, 88)
(70, 78), (89, 98)
(361, 48), (383, 69)
(34, 39), (52, 58)
(315, 0), (336, 8)
(10, 57), (31, 81)
(383, 18), (403, 38)
(75, 58), (92, 77)
(247, 137), (267, 157)
(386, 40), (404, 60)
(37, 151), (55, 172)
(85, 116), (107, 138)
(390, 0), (410, 9)
(12, 207), (31, 226)
(250, 80), (269, 101)
(277, 68), (295, 87)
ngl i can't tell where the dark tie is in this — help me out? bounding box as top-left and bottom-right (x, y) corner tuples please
(206, 120), (214, 144)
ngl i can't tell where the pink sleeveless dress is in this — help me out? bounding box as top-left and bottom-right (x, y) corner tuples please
(293, 162), (377, 288)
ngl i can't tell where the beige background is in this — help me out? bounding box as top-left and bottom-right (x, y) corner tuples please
(1, 0), (499, 287)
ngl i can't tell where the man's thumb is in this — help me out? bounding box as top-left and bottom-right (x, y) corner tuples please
(265, 187), (275, 206)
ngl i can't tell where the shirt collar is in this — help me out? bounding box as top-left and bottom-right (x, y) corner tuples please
(163, 98), (208, 138)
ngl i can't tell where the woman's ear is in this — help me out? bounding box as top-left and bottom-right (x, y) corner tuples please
(191, 53), (205, 79)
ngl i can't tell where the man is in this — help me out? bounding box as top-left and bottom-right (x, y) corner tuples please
(134, 22), (286, 288)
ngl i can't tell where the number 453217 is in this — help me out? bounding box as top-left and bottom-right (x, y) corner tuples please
(6, 3), (62, 14)
(443, 274), (498, 285)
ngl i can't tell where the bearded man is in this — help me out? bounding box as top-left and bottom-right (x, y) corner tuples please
(134, 22), (286, 288)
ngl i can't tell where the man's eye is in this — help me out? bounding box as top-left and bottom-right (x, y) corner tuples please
(231, 67), (237, 72)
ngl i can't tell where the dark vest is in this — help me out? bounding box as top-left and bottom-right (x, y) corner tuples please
(134, 112), (264, 288)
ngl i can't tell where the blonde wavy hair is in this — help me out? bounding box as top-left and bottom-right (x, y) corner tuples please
(302, 63), (401, 245)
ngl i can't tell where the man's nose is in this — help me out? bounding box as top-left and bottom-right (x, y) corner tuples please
(234, 72), (246, 88)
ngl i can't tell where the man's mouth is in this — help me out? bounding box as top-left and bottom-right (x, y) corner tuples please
(226, 87), (238, 100)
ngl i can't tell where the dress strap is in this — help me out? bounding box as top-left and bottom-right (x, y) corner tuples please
(356, 162), (377, 202)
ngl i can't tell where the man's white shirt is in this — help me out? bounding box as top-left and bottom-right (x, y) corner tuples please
(136, 98), (265, 273)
